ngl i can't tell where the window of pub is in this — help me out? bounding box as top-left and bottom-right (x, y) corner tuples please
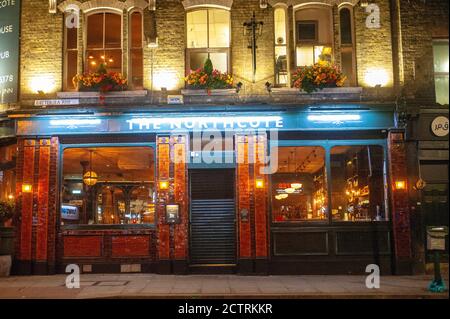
(274, 7), (288, 86)
(86, 12), (122, 73)
(61, 147), (155, 225)
(129, 11), (144, 89)
(433, 39), (449, 105)
(0, 145), (16, 227)
(295, 6), (333, 66)
(330, 146), (387, 222)
(186, 9), (230, 73)
(271, 147), (328, 222)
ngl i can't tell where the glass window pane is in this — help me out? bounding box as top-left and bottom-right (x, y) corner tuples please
(87, 13), (104, 49)
(208, 9), (230, 48)
(296, 46), (314, 66)
(330, 146), (386, 222)
(271, 147), (327, 222)
(62, 147), (155, 225)
(275, 46), (288, 85)
(86, 50), (103, 72)
(131, 48), (143, 88)
(341, 50), (354, 86)
(66, 25), (77, 50)
(209, 52), (228, 73)
(274, 8), (286, 45)
(433, 42), (449, 73)
(103, 49), (122, 73)
(66, 51), (78, 90)
(435, 75), (449, 105)
(130, 11), (142, 48)
(105, 13), (122, 48)
(189, 52), (208, 71)
(187, 10), (208, 48)
(340, 8), (352, 45)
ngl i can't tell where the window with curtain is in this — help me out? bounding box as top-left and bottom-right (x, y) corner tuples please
(130, 11), (144, 89)
(295, 7), (333, 66)
(186, 9), (230, 73)
(339, 7), (356, 86)
(86, 12), (122, 73)
(433, 40), (449, 105)
(64, 13), (78, 90)
(274, 7), (288, 86)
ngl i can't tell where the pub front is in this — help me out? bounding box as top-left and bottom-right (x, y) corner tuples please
(9, 103), (413, 275)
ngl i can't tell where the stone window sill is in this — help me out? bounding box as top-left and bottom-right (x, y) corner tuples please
(56, 90), (148, 98)
(181, 88), (237, 96)
(271, 87), (363, 95)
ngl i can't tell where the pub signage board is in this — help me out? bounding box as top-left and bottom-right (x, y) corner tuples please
(0, 0), (20, 104)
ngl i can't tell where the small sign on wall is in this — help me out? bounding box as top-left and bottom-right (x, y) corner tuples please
(431, 116), (449, 137)
(166, 204), (180, 224)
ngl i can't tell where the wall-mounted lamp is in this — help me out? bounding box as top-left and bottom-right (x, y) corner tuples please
(359, 0), (369, 7)
(49, 0), (57, 13)
(22, 184), (33, 193)
(395, 180), (407, 191)
(265, 82), (272, 93)
(236, 82), (243, 93)
(259, 0), (268, 9)
(159, 181), (169, 190)
(255, 179), (265, 189)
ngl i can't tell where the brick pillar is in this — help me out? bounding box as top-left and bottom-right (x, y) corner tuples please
(236, 134), (269, 274)
(14, 138), (59, 275)
(388, 131), (413, 275)
(156, 135), (188, 274)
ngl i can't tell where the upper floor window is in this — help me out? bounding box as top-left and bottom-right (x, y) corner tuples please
(64, 12), (79, 91)
(339, 7), (356, 86)
(86, 12), (122, 74)
(295, 6), (333, 66)
(130, 11), (144, 89)
(433, 39), (449, 105)
(274, 7), (288, 86)
(186, 8), (230, 73)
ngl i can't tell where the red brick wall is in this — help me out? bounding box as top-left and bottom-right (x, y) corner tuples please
(236, 135), (269, 260)
(388, 132), (412, 260)
(156, 135), (189, 262)
(111, 236), (150, 257)
(64, 236), (103, 257)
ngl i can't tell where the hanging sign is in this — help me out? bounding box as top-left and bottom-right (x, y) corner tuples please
(0, 0), (20, 104)
(431, 116), (449, 137)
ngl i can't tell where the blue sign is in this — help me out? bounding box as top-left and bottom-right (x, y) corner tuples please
(15, 108), (396, 136)
(0, 0), (20, 104)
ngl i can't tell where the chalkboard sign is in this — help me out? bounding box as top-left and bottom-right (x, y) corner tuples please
(0, 0), (21, 104)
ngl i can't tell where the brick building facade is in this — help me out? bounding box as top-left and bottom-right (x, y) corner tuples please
(0, 0), (448, 276)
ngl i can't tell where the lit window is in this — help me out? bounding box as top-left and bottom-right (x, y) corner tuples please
(186, 9), (230, 73)
(62, 147), (155, 225)
(433, 40), (449, 105)
(330, 146), (387, 222)
(86, 12), (122, 73)
(64, 13), (78, 90)
(339, 7), (356, 86)
(274, 7), (288, 86)
(295, 7), (333, 66)
(271, 147), (328, 222)
(130, 11), (144, 89)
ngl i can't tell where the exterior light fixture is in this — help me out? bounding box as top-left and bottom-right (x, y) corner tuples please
(83, 151), (98, 186)
(260, 0), (268, 9)
(364, 69), (389, 87)
(284, 187), (296, 194)
(255, 179), (265, 189)
(7, 194), (14, 200)
(395, 180), (407, 190)
(159, 181), (169, 190)
(30, 76), (56, 94)
(291, 183), (303, 189)
(149, 0), (156, 11)
(22, 184), (32, 193)
(265, 82), (272, 93)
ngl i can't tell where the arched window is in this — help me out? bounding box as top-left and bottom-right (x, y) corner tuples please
(274, 7), (288, 86)
(186, 8), (230, 73)
(339, 7), (356, 86)
(64, 12), (79, 91)
(129, 11), (144, 89)
(295, 5), (333, 66)
(86, 12), (122, 73)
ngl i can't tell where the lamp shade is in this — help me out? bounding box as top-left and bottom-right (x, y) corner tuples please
(83, 171), (98, 186)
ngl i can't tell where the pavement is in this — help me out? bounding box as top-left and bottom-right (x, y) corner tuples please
(0, 274), (448, 299)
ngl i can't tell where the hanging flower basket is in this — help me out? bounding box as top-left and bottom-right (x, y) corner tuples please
(72, 64), (127, 93)
(292, 62), (347, 94)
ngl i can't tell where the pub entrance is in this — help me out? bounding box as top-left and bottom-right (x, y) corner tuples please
(189, 169), (237, 270)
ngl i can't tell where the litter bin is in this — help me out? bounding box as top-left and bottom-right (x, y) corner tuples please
(427, 226), (448, 292)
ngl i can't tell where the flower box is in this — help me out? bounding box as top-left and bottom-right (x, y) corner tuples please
(57, 90), (148, 99)
(271, 87), (362, 95)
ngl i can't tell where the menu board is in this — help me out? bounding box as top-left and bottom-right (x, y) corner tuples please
(0, 0), (20, 104)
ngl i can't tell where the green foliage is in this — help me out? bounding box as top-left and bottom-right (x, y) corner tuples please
(204, 58), (213, 76)
(0, 200), (15, 223)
